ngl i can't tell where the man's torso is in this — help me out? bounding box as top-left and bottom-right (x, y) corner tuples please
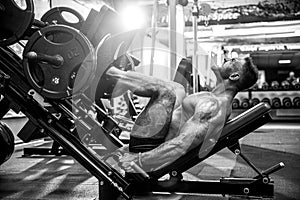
(167, 91), (229, 141)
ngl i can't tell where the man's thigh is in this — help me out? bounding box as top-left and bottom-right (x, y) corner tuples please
(130, 83), (177, 141)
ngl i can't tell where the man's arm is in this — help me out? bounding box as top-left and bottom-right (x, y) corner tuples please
(120, 98), (226, 171)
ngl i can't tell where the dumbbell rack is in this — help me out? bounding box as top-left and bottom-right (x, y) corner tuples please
(232, 89), (300, 121)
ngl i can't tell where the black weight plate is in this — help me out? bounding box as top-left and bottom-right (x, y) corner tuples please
(41, 7), (84, 30)
(23, 25), (96, 99)
(0, 122), (14, 166)
(0, 0), (35, 46)
(92, 30), (138, 101)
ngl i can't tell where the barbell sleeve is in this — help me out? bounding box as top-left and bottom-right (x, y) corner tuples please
(25, 51), (64, 66)
(32, 19), (48, 27)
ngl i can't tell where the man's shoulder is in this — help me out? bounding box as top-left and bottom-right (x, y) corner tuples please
(195, 96), (219, 112)
(185, 92), (218, 104)
(185, 91), (214, 100)
(182, 92), (220, 119)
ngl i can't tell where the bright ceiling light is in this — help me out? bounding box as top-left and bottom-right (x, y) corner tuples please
(120, 6), (146, 31)
(278, 60), (291, 64)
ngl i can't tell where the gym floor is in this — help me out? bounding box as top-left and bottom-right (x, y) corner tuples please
(0, 116), (299, 200)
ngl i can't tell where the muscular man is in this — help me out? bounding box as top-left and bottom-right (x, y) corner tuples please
(104, 57), (258, 172)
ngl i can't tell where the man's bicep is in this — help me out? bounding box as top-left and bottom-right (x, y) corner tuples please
(176, 119), (210, 154)
(193, 98), (220, 122)
(186, 99), (223, 151)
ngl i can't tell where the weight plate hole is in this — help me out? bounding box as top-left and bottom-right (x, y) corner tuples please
(61, 11), (80, 24)
(45, 31), (73, 44)
(13, 0), (27, 10)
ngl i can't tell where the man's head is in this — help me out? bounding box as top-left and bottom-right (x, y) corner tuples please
(213, 57), (258, 91)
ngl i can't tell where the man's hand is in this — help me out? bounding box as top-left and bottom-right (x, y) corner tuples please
(119, 152), (138, 173)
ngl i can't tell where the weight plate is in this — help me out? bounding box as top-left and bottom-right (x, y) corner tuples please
(41, 7), (84, 30)
(23, 25), (96, 99)
(0, 122), (14, 166)
(0, 0), (35, 46)
(93, 30), (138, 101)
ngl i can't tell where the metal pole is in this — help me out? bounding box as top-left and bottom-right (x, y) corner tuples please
(192, 1), (199, 93)
(169, 0), (177, 80)
(150, 0), (158, 76)
(206, 50), (212, 88)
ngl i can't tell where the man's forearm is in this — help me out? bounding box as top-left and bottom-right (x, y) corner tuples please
(138, 126), (204, 170)
(140, 138), (187, 169)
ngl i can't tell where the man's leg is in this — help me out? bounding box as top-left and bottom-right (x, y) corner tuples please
(106, 67), (184, 145)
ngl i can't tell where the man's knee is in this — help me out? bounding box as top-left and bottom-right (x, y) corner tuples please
(159, 82), (185, 104)
(105, 66), (125, 78)
(172, 82), (186, 100)
(156, 83), (180, 106)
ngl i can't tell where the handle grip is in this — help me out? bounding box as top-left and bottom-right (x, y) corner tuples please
(254, 162), (285, 179)
(130, 161), (150, 180)
(108, 152), (150, 180)
(26, 51), (64, 66)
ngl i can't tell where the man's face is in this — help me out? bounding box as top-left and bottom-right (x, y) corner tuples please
(212, 58), (243, 84)
(220, 58), (243, 78)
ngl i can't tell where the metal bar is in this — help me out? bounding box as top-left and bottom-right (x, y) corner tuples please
(254, 162), (285, 179)
(169, 0), (177, 80)
(23, 147), (68, 156)
(148, 179), (274, 197)
(149, 0), (158, 76)
(239, 152), (263, 176)
(192, 1), (199, 93)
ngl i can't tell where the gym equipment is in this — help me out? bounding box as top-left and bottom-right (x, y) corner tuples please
(261, 82), (269, 90)
(100, 103), (284, 199)
(192, 1), (199, 93)
(0, 1), (284, 199)
(93, 30), (138, 101)
(293, 97), (300, 108)
(271, 81), (280, 90)
(251, 83), (259, 90)
(0, 38), (284, 200)
(0, 0), (34, 46)
(281, 80), (290, 90)
(1, 36), (284, 199)
(240, 98), (250, 109)
(292, 79), (300, 90)
(0, 122), (14, 166)
(232, 98), (240, 109)
(174, 58), (193, 93)
(282, 97), (292, 108)
(251, 50), (300, 69)
(23, 25), (96, 99)
(41, 7), (84, 30)
(80, 6), (124, 47)
(271, 97), (281, 108)
(261, 97), (271, 106)
(0, 45), (131, 199)
(250, 98), (260, 107)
